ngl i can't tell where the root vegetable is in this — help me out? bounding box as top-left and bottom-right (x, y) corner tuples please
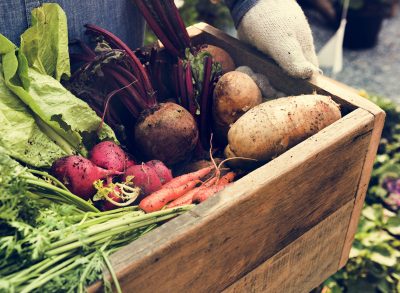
(163, 166), (214, 189)
(51, 156), (121, 200)
(213, 71), (262, 144)
(145, 160), (173, 184)
(134, 102), (199, 165)
(123, 164), (162, 196)
(201, 44), (235, 73)
(139, 180), (199, 213)
(225, 95), (342, 165)
(89, 141), (127, 172)
(193, 172), (235, 203)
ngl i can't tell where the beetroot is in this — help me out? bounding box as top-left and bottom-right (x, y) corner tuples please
(89, 141), (127, 172)
(123, 164), (162, 196)
(135, 103), (198, 165)
(145, 160), (173, 184)
(51, 155), (121, 200)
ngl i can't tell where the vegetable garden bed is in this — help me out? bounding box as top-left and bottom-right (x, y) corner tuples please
(88, 23), (385, 293)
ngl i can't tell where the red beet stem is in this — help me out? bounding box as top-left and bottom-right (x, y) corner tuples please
(199, 56), (213, 148)
(185, 61), (196, 116)
(152, 0), (182, 53)
(177, 59), (188, 109)
(102, 67), (149, 111)
(84, 24), (155, 100)
(164, 0), (191, 51)
(132, 0), (181, 57)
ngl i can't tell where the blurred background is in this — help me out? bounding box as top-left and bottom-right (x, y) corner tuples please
(152, 0), (400, 292)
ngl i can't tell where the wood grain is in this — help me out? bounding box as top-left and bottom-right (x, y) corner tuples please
(223, 200), (354, 293)
(90, 109), (374, 293)
(338, 110), (385, 268)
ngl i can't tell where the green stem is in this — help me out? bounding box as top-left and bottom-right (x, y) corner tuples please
(27, 169), (70, 191)
(20, 255), (80, 293)
(35, 116), (77, 155)
(9, 253), (71, 285)
(101, 250), (122, 293)
(49, 206), (191, 249)
(47, 213), (178, 255)
(25, 179), (99, 212)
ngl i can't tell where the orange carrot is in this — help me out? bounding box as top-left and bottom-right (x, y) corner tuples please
(192, 185), (225, 203)
(139, 180), (199, 212)
(162, 166), (213, 189)
(217, 172), (236, 185)
(166, 177), (218, 208)
(193, 172), (236, 203)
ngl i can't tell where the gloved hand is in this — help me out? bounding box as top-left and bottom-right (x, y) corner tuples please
(236, 0), (320, 79)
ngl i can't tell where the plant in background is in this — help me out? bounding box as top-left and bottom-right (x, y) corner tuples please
(322, 92), (400, 292)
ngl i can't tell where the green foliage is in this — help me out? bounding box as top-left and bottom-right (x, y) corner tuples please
(323, 93), (400, 292)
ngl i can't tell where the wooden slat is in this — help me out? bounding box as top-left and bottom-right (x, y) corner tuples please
(224, 200), (354, 293)
(90, 108), (374, 292)
(338, 110), (385, 268)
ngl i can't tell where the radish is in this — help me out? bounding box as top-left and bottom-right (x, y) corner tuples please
(101, 185), (122, 211)
(123, 164), (162, 197)
(145, 160), (173, 184)
(51, 155), (121, 200)
(89, 141), (127, 172)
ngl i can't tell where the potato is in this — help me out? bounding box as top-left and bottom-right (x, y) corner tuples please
(201, 44), (235, 73)
(212, 71), (262, 144)
(225, 95), (341, 164)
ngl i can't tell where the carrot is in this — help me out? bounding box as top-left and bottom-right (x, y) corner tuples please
(192, 185), (225, 203)
(216, 172), (235, 185)
(139, 180), (199, 213)
(166, 177), (218, 208)
(193, 172), (236, 203)
(162, 166), (213, 189)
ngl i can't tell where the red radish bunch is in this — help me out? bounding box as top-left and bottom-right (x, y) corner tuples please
(51, 155), (122, 200)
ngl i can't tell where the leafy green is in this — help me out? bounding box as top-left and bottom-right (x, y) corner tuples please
(0, 64), (67, 167)
(20, 3), (70, 81)
(0, 4), (117, 159)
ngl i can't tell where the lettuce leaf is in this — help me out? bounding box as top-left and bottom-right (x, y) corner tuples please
(0, 65), (67, 168)
(20, 3), (70, 81)
(0, 4), (117, 157)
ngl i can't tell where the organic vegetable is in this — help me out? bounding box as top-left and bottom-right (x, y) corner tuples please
(69, 25), (199, 165)
(163, 166), (214, 189)
(235, 66), (282, 100)
(51, 155), (121, 199)
(225, 95), (342, 165)
(123, 164), (163, 196)
(132, 0), (224, 149)
(93, 180), (141, 211)
(0, 64), (68, 167)
(139, 180), (199, 213)
(0, 5), (117, 158)
(201, 44), (235, 73)
(0, 149), (98, 212)
(213, 71), (262, 144)
(134, 102), (199, 165)
(193, 172), (235, 203)
(145, 160), (173, 184)
(89, 141), (127, 172)
(166, 177), (218, 208)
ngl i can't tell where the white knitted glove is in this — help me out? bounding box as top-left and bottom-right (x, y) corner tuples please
(237, 0), (320, 79)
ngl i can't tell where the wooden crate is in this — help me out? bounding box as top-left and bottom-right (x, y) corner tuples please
(90, 23), (385, 293)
